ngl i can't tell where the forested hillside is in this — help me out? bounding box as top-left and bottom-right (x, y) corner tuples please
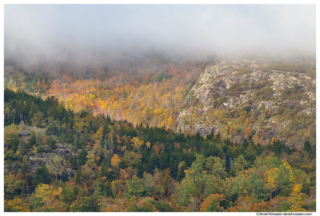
(4, 58), (316, 148)
(4, 89), (316, 212)
(4, 57), (205, 129)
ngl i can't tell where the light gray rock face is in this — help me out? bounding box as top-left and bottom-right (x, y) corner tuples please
(176, 59), (316, 143)
(5, 125), (79, 179)
(192, 124), (219, 137)
(18, 130), (31, 137)
(28, 141), (79, 178)
(191, 64), (314, 112)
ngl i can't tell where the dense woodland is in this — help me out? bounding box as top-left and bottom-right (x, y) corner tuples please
(4, 59), (316, 148)
(4, 59), (204, 130)
(4, 89), (316, 212)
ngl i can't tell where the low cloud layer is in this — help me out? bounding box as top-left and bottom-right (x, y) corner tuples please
(4, 4), (316, 65)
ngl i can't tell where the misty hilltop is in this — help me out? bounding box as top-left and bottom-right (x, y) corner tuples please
(3, 4), (317, 213)
(4, 56), (316, 148)
(4, 5), (315, 65)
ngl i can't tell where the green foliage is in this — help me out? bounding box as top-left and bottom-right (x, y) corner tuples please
(253, 87), (274, 101)
(79, 197), (100, 212)
(11, 134), (19, 153)
(46, 121), (59, 136)
(30, 131), (37, 147)
(32, 164), (51, 189)
(281, 84), (305, 100)
(303, 140), (312, 154)
(230, 155), (250, 176)
(46, 136), (56, 150)
(79, 145), (88, 166)
(3, 89), (316, 212)
(218, 97), (226, 103)
(207, 199), (220, 212)
(5, 150), (17, 161)
(31, 111), (46, 127)
(125, 175), (145, 198)
(76, 169), (82, 184)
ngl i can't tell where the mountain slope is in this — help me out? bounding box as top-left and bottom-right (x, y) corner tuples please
(177, 59), (316, 147)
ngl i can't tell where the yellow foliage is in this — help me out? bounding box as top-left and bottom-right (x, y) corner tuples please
(52, 187), (63, 198)
(30, 145), (37, 154)
(96, 156), (101, 163)
(69, 200), (81, 212)
(131, 137), (144, 148)
(121, 146), (127, 152)
(100, 176), (107, 182)
(4, 197), (29, 212)
(200, 193), (225, 212)
(287, 183), (308, 212)
(73, 119), (88, 133)
(292, 184), (302, 195)
(93, 126), (104, 141)
(87, 152), (97, 168)
(264, 167), (278, 191)
(136, 197), (159, 212)
(282, 159), (294, 182)
(289, 205), (307, 212)
(111, 154), (121, 168)
(4, 123), (18, 149)
(34, 183), (60, 207)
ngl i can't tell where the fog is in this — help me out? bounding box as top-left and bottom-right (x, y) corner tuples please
(4, 4), (316, 66)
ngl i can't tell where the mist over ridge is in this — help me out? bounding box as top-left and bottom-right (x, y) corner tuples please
(5, 4), (316, 67)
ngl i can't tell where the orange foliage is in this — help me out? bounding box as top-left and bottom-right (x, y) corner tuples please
(200, 193), (225, 212)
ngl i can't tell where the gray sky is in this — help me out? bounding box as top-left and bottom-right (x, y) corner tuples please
(4, 4), (316, 64)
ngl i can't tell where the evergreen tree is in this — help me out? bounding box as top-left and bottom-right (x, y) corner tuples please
(303, 140), (312, 154)
(11, 134), (19, 152)
(29, 131), (37, 148)
(76, 168), (82, 184)
(79, 145), (88, 166)
(46, 136), (57, 150)
(32, 164), (51, 188)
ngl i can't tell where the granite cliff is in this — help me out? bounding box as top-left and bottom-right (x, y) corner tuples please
(177, 59), (316, 147)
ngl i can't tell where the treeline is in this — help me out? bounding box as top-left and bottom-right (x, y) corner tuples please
(4, 89), (316, 212)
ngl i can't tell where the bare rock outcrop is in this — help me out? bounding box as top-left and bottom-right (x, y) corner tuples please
(177, 59), (316, 146)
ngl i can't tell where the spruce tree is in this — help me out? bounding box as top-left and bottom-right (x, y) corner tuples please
(29, 131), (37, 148)
(79, 145), (88, 166)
